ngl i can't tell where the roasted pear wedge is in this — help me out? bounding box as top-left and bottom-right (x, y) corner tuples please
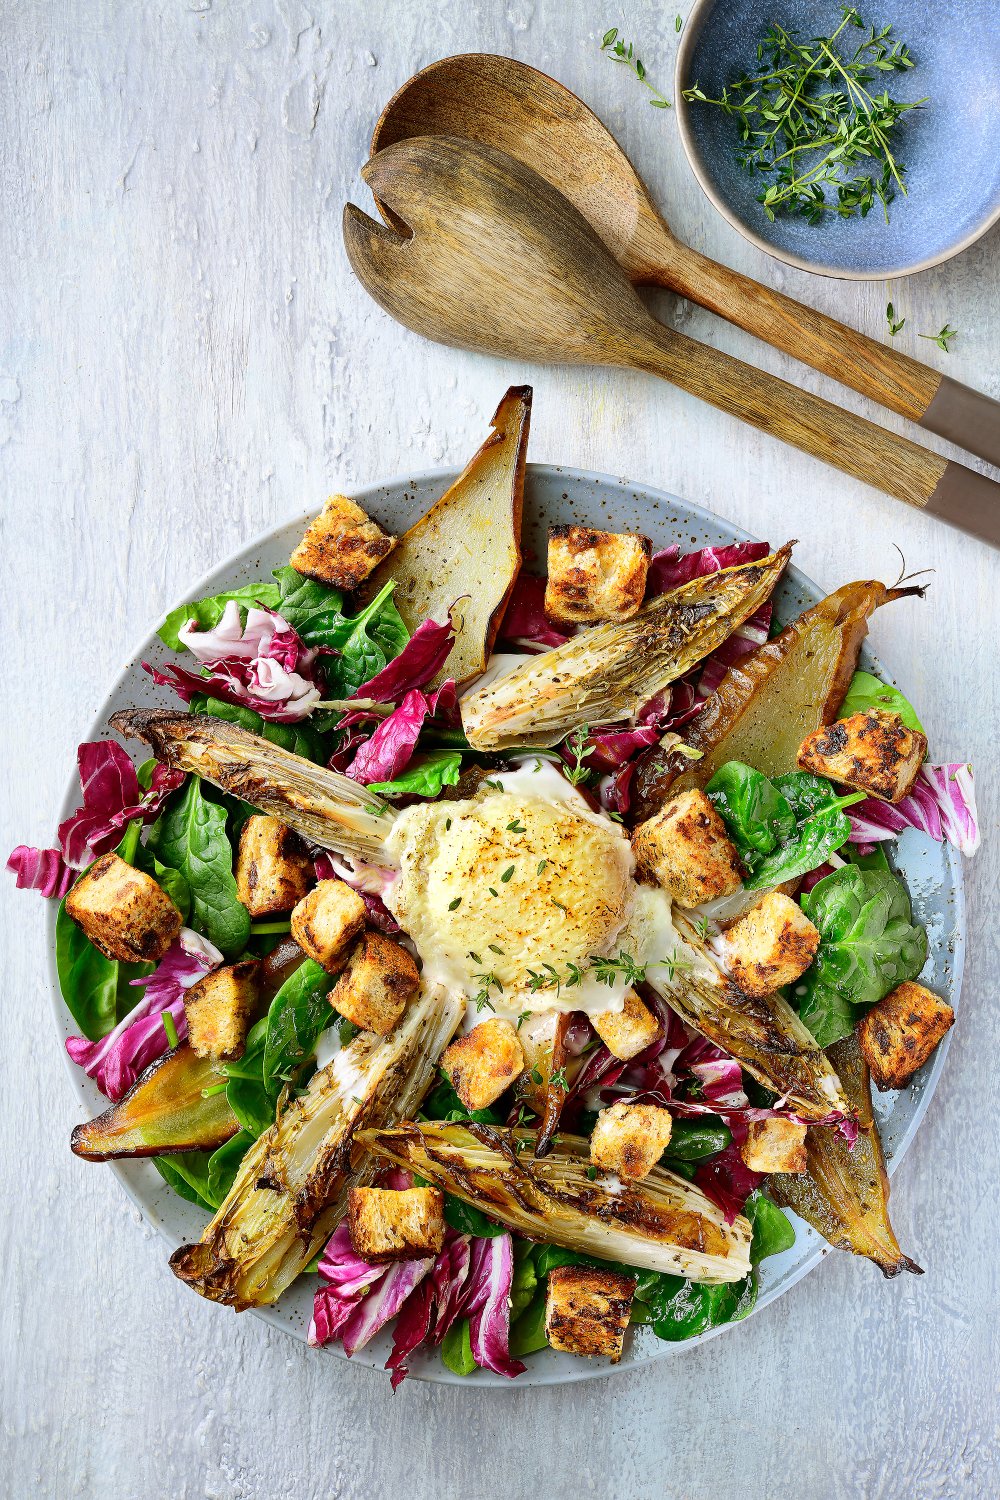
(649, 912), (849, 1121)
(71, 1043), (238, 1161)
(461, 544), (793, 750)
(768, 1033), (922, 1277)
(169, 984), (464, 1309)
(361, 385), (531, 686)
(110, 709), (398, 865)
(633, 578), (923, 819)
(361, 1121), (752, 1282)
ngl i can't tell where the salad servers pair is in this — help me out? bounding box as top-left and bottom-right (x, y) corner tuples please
(344, 54), (1000, 548)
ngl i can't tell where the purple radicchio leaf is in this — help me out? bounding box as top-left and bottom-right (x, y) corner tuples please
(65, 928), (222, 1100)
(351, 617), (456, 702)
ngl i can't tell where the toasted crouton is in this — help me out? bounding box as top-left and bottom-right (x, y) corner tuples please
(185, 960), (259, 1062)
(290, 879), (366, 973)
(236, 815), (313, 917)
(545, 1265), (636, 1361)
(65, 853), (182, 963)
(347, 1185), (446, 1263)
(590, 1101), (674, 1181)
(441, 1018), (525, 1112)
(289, 494), (395, 591)
(740, 1116), (808, 1174)
(797, 708), (926, 804)
(591, 989), (663, 1061)
(329, 931), (420, 1035)
(544, 525), (652, 624)
(858, 981), (954, 1091)
(717, 891), (820, 998)
(632, 789), (744, 907)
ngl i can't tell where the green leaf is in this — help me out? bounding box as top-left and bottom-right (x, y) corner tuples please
(510, 1240), (539, 1322)
(368, 750), (463, 799)
(153, 1151), (215, 1212)
(797, 864), (928, 1046)
(55, 829), (155, 1040)
(743, 1189), (796, 1264)
(147, 779), (250, 957)
(708, 762), (859, 890)
(707, 761), (796, 869)
(837, 670), (926, 735)
(509, 1293), (549, 1358)
(662, 1118), (732, 1162)
(261, 959), (334, 1091)
(205, 1129), (256, 1208)
(273, 569), (410, 698)
(650, 1273), (757, 1341)
(158, 582), (281, 651)
(223, 1016), (276, 1137)
(441, 1317), (478, 1376)
(190, 694), (328, 763)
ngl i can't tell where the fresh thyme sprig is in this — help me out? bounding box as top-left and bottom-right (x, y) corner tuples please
(918, 322), (958, 353)
(886, 301), (905, 336)
(601, 28), (671, 108)
(684, 7), (926, 226)
(562, 723), (595, 786)
(471, 971), (503, 1013)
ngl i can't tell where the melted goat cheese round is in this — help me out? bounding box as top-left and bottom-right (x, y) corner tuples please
(383, 761), (636, 1015)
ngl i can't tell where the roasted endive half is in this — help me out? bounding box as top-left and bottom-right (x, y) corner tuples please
(71, 1043), (239, 1161)
(169, 984), (464, 1308)
(461, 544), (792, 751)
(651, 912), (849, 1121)
(360, 1122), (752, 1283)
(110, 709), (398, 865)
(769, 1034), (921, 1277)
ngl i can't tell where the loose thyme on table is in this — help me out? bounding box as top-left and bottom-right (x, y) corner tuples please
(683, 7), (926, 225)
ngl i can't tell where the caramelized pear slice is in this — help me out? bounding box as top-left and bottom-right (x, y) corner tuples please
(768, 1034), (922, 1277)
(362, 385), (531, 686)
(633, 579), (922, 821)
(71, 1043), (238, 1161)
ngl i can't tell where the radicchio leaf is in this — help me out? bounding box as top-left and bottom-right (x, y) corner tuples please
(497, 572), (572, 651)
(65, 928), (222, 1100)
(346, 681), (457, 786)
(848, 762), (980, 857)
(351, 617), (456, 701)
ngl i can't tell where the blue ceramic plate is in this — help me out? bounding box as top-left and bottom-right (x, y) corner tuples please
(48, 464), (966, 1384)
(675, 0), (1000, 279)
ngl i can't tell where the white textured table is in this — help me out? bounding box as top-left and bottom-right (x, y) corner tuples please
(2, 4), (998, 1496)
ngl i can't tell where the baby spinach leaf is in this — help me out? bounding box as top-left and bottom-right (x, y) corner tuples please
(708, 762), (861, 890)
(441, 1317), (479, 1375)
(509, 1294), (550, 1358)
(707, 761), (795, 866)
(222, 1016), (275, 1137)
(743, 1188), (796, 1264)
(55, 825), (154, 1040)
(205, 1129), (256, 1208)
(274, 569), (410, 696)
(158, 582), (282, 652)
(152, 1151), (216, 1212)
(838, 670), (925, 736)
(649, 1273), (757, 1341)
(796, 864), (928, 1047)
(261, 959), (334, 1091)
(662, 1118), (732, 1162)
(147, 779), (249, 957)
(368, 750), (463, 799)
(191, 694), (327, 763)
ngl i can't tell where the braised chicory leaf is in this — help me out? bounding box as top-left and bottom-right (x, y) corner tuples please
(147, 779), (249, 958)
(368, 750), (463, 799)
(159, 582), (282, 652)
(838, 670), (925, 736)
(421, 1076), (507, 1238)
(797, 864), (928, 1047)
(707, 762), (862, 890)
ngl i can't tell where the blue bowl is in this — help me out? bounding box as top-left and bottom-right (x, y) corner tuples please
(675, 0), (1000, 278)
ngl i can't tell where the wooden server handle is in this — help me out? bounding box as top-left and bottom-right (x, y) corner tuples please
(628, 320), (1000, 547)
(658, 243), (1000, 470)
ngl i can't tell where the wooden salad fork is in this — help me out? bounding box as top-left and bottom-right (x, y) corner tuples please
(344, 135), (1000, 546)
(370, 53), (1000, 474)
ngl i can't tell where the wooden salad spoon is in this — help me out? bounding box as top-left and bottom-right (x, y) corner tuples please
(344, 135), (1000, 545)
(370, 53), (1000, 472)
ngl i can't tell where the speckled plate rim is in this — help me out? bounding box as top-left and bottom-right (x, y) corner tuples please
(45, 461), (966, 1387)
(674, 0), (1000, 281)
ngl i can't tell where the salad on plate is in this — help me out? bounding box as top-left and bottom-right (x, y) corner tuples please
(10, 387), (979, 1385)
